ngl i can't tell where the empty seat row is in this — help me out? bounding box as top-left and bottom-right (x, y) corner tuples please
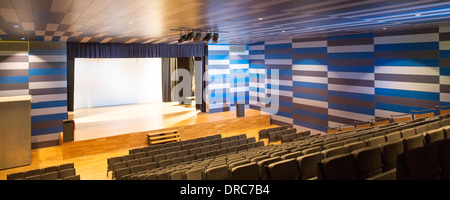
(113, 141), (265, 180)
(7, 163), (79, 180)
(397, 138), (450, 180)
(108, 136), (256, 176)
(258, 126), (289, 139)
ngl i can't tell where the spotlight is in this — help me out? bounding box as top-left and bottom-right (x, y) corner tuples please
(194, 32), (202, 43)
(212, 33), (219, 43)
(186, 31), (195, 41)
(178, 34), (187, 43)
(203, 33), (212, 42)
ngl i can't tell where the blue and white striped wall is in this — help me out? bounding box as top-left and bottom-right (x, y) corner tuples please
(0, 41), (67, 149)
(244, 25), (450, 134)
(206, 44), (249, 113)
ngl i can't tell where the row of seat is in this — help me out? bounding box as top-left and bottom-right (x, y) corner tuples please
(112, 140), (265, 180)
(258, 126), (289, 140)
(7, 163), (80, 180)
(107, 134), (250, 176)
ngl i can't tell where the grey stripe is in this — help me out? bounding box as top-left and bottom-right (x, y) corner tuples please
(328, 78), (374, 87)
(327, 37), (373, 46)
(293, 86), (328, 96)
(29, 62), (66, 69)
(329, 95), (374, 109)
(0, 56), (28, 62)
(293, 113), (328, 127)
(29, 87), (67, 95)
(0, 82), (29, 90)
(375, 74), (439, 84)
(29, 74), (67, 82)
(375, 95), (439, 109)
(292, 70), (327, 77)
(293, 102), (328, 115)
(374, 27), (439, 37)
(0, 69), (28, 77)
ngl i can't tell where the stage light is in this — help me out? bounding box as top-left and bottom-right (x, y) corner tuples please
(203, 33), (212, 42)
(212, 33), (219, 43)
(178, 34), (187, 43)
(186, 31), (195, 41)
(194, 32), (202, 43)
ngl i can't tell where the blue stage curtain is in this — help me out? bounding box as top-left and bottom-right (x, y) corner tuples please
(67, 43), (206, 58)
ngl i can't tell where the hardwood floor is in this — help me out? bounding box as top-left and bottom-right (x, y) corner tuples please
(0, 105), (277, 180)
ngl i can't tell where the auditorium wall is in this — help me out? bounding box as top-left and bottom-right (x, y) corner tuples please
(0, 41), (67, 149)
(247, 26), (450, 135)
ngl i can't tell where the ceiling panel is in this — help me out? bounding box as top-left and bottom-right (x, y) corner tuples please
(0, 0), (449, 44)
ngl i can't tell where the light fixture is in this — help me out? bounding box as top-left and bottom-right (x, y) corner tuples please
(14, 25), (19, 28)
(178, 30), (188, 43)
(258, 18), (263, 20)
(194, 32), (202, 43)
(186, 31), (195, 41)
(212, 33), (219, 43)
(415, 13), (421, 17)
(203, 32), (212, 42)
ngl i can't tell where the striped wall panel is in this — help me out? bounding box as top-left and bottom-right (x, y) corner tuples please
(207, 44), (230, 113)
(29, 41), (67, 149)
(229, 46), (249, 111)
(0, 43), (29, 97)
(440, 26), (450, 107)
(291, 37), (328, 133)
(264, 40), (293, 127)
(249, 42), (266, 111)
(374, 28), (440, 118)
(207, 44), (249, 113)
(327, 33), (375, 127)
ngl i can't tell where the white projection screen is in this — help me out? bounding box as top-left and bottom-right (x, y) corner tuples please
(74, 58), (162, 109)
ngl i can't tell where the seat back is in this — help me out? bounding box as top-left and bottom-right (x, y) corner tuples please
(352, 146), (383, 179)
(321, 146), (346, 158)
(380, 140), (404, 172)
(231, 163), (259, 180)
(366, 135), (386, 147)
(397, 143), (440, 180)
(267, 159), (299, 180)
(317, 153), (356, 180)
(425, 128), (445, 145)
(400, 128), (416, 139)
(403, 134), (424, 152)
(385, 131), (401, 142)
(257, 157), (282, 180)
(297, 152), (324, 180)
(414, 124), (429, 135)
(185, 167), (205, 180)
(205, 165), (230, 180)
(344, 141), (366, 153)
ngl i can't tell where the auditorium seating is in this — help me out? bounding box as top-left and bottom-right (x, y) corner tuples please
(104, 111), (450, 180)
(7, 163), (79, 180)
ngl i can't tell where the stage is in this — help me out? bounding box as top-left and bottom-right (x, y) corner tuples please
(62, 102), (272, 158)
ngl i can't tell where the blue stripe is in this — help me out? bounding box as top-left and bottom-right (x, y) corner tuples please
(441, 102), (450, 106)
(265, 54), (292, 59)
(0, 76), (28, 84)
(230, 59), (249, 64)
(328, 52), (373, 59)
(328, 32), (373, 40)
(265, 43), (291, 50)
(208, 55), (229, 60)
(249, 73), (265, 79)
(328, 90), (374, 101)
(294, 119), (327, 132)
(230, 77), (249, 83)
(441, 50), (450, 58)
(293, 108), (328, 121)
(249, 64), (265, 69)
(251, 42), (264, 46)
(29, 68), (67, 76)
(279, 100), (293, 108)
(32, 100), (67, 109)
(31, 113), (67, 123)
(278, 85), (292, 91)
(329, 102), (375, 116)
(32, 126), (63, 136)
(210, 74), (229, 80)
(275, 110), (293, 119)
(376, 102), (428, 114)
(375, 42), (438, 51)
(374, 59), (439, 67)
(249, 50), (265, 55)
(292, 59), (327, 65)
(249, 87), (265, 93)
(375, 88), (439, 101)
(441, 68), (450, 76)
(292, 47), (327, 54)
(328, 65), (374, 73)
(293, 81), (327, 90)
(293, 92), (328, 102)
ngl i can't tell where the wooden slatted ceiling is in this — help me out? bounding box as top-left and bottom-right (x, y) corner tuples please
(0, 0), (449, 44)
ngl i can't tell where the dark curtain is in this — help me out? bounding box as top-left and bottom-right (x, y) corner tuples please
(67, 43), (206, 58)
(161, 58), (171, 102)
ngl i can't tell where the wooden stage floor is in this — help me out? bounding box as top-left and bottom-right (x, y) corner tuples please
(0, 103), (276, 180)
